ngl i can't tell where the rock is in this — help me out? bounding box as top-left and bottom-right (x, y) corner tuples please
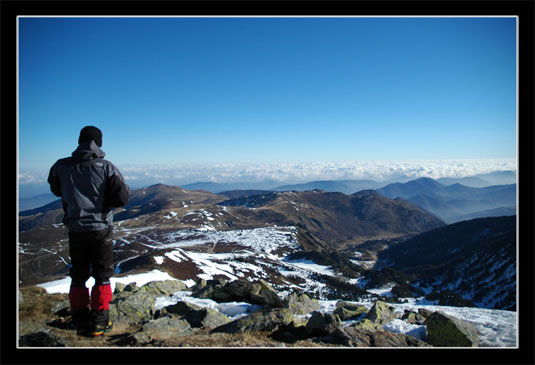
(283, 292), (320, 315)
(213, 284), (233, 302)
(110, 291), (156, 325)
(324, 327), (371, 347)
(224, 280), (260, 302)
(165, 301), (230, 329)
(256, 279), (273, 290)
(305, 311), (341, 337)
(402, 310), (426, 325)
(269, 321), (309, 343)
(51, 299), (70, 315)
(365, 301), (396, 324)
(213, 308), (294, 334)
(141, 280), (187, 296)
(114, 282), (126, 294)
(327, 326), (432, 347)
(191, 279), (207, 292)
(251, 286), (283, 308)
(250, 279), (284, 307)
(424, 311), (479, 347)
(369, 330), (431, 347)
(353, 318), (383, 331)
(191, 278), (284, 308)
(124, 283), (140, 292)
(333, 301), (367, 321)
(19, 331), (69, 347)
(196, 308), (232, 329)
(207, 278), (227, 287)
(165, 300), (203, 314)
(418, 308), (434, 318)
(132, 316), (194, 344)
(193, 285), (214, 299)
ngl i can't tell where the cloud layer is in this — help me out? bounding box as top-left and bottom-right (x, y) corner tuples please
(116, 159), (518, 186)
(18, 159), (517, 197)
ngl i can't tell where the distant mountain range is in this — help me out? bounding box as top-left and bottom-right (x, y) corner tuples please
(19, 169), (516, 211)
(271, 180), (383, 194)
(19, 193), (60, 211)
(375, 177), (516, 223)
(18, 175), (516, 231)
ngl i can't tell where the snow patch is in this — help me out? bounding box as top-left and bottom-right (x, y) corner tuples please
(38, 269), (178, 294)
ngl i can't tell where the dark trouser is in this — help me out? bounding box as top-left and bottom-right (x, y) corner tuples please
(68, 227), (114, 312)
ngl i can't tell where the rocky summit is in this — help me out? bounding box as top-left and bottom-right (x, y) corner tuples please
(19, 278), (480, 348)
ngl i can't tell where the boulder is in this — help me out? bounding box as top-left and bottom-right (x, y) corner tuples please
(114, 282), (127, 294)
(305, 311), (341, 337)
(110, 291), (156, 325)
(140, 280), (187, 296)
(353, 318), (383, 331)
(251, 285), (284, 308)
(283, 292), (320, 315)
(190, 279), (207, 292)
(224, 280), (261, 302)
(132, 316), (194, 344)
(333, 301), (367, 321)
(402, 310), (426, 325)
(165, 300), (203, 313)
(212, 308), (294, 334)
(252, 279), (284, 307)
(193, 285), (214, 299)
(190, 278), (284, 308)
(327, 326), (432, 347)
(212, 284), (233, 302)
(123, 283), (141, 292)
(424, 311), (479, 347)
(418, 308), (434, 319)
(269, 321), (309, 343)
(365, 301), (396, 324)
(207, 278), (228, 287)
(196, 308), (232, 329)
(165, 301), (230, 329)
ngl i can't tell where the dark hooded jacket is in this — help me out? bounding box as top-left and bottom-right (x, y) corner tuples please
(48, 141), (130, 232)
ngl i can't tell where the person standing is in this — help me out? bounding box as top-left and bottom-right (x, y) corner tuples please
(48, 126), (130, 336)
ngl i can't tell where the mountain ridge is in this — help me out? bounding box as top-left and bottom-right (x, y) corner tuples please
(377, 215), (516, 310)
(376, 179), (516, 223)
(18, 184), (444, 285)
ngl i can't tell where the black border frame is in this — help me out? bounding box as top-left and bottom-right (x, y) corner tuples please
(2, 1), (534, 364)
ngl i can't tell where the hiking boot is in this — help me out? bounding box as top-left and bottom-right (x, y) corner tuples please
(90, 309), (113, 337)
(72, 308), (91, 335)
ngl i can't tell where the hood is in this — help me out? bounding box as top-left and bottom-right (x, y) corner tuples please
(71, 140), (106, 161)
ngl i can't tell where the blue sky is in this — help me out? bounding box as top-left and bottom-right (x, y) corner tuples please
(18, 16), (517, 170)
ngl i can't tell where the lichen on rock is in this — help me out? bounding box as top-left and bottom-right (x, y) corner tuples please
(424, 311), (479, 347)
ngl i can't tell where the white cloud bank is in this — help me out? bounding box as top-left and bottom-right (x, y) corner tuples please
(19, 159), (517, 189)
(119, 159), (517, 185)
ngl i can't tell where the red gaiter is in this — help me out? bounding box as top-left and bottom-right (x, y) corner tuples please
(69, 286), (90, 311)
(91, 284), (113, 311)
